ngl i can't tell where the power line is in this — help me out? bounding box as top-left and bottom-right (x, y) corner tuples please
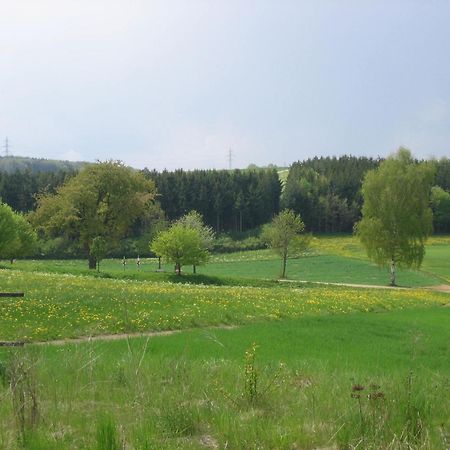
(227, 148), (233, 170)
(2, 137), (10, 157)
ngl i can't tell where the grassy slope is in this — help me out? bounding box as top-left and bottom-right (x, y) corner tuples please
(0, 236), (449, 448)
(421, 241), (450, 282)
(53, 306), (449, 375)
(5, 235), (448, 287)
(1, 268), (447, 342)
(200, 254), (441, 286)
(1, 253), (444, 288)
(0, 308), (448, 449)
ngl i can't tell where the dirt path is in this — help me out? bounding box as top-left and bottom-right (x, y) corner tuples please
(428, 284), (450, 293)
(279, 279), (417, 290)
(429, 285), (450, 306)
(34, 325), (236, 346)
(280, 278), (450, 292)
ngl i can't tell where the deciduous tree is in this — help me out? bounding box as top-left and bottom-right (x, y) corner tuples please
(90, 236), (107, 272)
(0, 202), (20, 257)
(430, 186), (450, 232)
(262, 209), (310, 279)
(150, 224), (208, 275)
(31, 161), (157, 268)
(175, 211), (214, 273)
(356, 148), (434, 286)
(0, 202), (37, 262)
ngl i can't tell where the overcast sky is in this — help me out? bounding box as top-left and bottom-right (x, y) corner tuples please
(1, 1), (449, 170)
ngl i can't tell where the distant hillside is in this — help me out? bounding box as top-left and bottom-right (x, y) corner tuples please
(0, 156), (86, 173)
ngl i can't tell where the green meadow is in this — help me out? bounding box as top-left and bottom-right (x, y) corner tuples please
(0, 308), (448, 449)
(0, 235), (449, 448)
(7, 234), (449, 286)
(0, 269), (448, 342)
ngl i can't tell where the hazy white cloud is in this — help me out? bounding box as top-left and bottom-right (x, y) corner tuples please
(388, 98), (450, 159)
(1, 1), (449, 168)
(60, 149), (85, 162)
(418, 98), (448, 125)
(131, 121), (262, 171)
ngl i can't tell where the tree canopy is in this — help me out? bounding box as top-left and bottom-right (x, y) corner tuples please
(2, 155), (450, 249)
(430, 186), (450, 232)
(175, 210), (214, 248)
(262, 209), (310, 279)
(30, 161), (157, 268)
(356, 148), (434, 286)
(282, 156), (379, 232)
(175, 211), (215, 273)
(150, 223), (209, 275)
(0, 202), (37, 261)
(90, 236), (107, 272)
(143, 168), (281, 232)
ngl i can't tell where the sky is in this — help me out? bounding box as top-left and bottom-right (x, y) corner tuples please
(0, 0), (449, 170)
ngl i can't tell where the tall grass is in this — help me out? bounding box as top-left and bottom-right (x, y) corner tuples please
(0, 308), (448, 448)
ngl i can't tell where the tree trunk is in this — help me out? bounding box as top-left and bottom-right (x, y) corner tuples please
(88, 254), (96, 269)
(158, 256), (161, 270)
(390, 257), (396, 286)
(281, 253), (287, 279)
(193, 265), (196, 274)
(175, 262), (181, 276)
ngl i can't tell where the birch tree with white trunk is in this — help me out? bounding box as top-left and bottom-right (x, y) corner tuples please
(356, 148), (434, 286)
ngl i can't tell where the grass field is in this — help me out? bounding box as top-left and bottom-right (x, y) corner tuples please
(5, 235), (449, 287)
(1, 268), (448, 342)
(0, 235), (449, 448)
(0, 308), (448, 449)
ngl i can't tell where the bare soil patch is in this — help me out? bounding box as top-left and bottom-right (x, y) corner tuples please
(428, 284), (450, 293)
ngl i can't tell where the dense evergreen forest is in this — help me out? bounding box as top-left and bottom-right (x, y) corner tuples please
(142, 168), (281, 232)
(0, 168), (78, 212)
(1, 155), (450, 236)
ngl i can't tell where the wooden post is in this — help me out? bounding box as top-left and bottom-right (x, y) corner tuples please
(0, 341), (25, 347)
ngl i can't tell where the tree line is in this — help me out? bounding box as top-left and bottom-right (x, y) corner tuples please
(141, 168), (282, 232)
(282, 155), (450, 233)
(151, 147), (438, 284)
(0, 154), (449, 265)
(0, 155), (84, 174)
(0, 169), (78, 212)
(2, 156), (446, 234)
(0, 149), (441, 286)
